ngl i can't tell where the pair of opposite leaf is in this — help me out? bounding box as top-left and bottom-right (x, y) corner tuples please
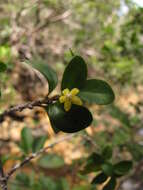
(30, 55), (115, 133)
(46, 56), (115, 133)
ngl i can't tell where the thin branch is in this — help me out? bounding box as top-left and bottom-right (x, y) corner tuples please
(34, 10), (71, 33)
(0, 158), (7, 190)
(50, 10), (71, 22)
(82, 134), (97, 148)
(0, 95), (59, 123)
(5, 134), (75, 181)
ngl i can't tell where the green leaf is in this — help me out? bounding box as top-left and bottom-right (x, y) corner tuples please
(103, 177), (116, 190)
(38, 175), (70, 190)
(113, 129), (130, 146)
(91, 172), (108, 184)
(56, 178), (70, 190)
(46, 102), (93, 133)
(102, 162), (113, 176)
(114, 160), (132, 175)
(94, 132), (109, 147)
(79, 79), (115, 105)
(38, 175), (57, 189)
(0, 62), (7, 72)
(20, 127), (34, 154)
(127, 143), (143, 161)
(28, 56), (58, 93)
(102, 145), (112, 160)
(81, 153), (103, 174)
(16, 173), (30, 186)
(32, 136), (47, 152)
(38, 154), (65, 169)
(61, 56), (87, 90)
(1, 155), (11, 165)
(109, 105), (131, 127)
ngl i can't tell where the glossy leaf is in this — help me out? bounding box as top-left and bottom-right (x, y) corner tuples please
(79, 79), (115, 105)
(0, 62), (7, 72)
(61, 56), (87, 90)
(46, 102), (93, 133)
(28, 57), (58, 93)
(91, 172), (108, 184)
(114, 160), (132, 175)
(103, 177), (116, 190)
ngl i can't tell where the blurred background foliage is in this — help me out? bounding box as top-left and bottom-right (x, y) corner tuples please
(1, 0), (143, 190)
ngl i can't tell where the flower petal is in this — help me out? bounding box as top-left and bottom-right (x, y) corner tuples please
(62, 88), (70, 95)
(71, 88), (79, 96)
(71, 96), (83, 106)
(59, 96), (66, 103)
(64, 100), (71, 111)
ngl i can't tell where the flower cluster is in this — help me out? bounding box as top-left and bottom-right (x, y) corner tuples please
(59, 88), (82, 111)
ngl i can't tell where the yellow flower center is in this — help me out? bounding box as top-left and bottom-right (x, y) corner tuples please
(59, 88), (83, 111)
(66, 93), (71, 98)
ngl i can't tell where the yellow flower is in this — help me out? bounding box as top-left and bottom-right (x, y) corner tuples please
(59, 88), (83, 111)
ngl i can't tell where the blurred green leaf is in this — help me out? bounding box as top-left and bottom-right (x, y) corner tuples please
(113, 129), (130, 146)
(38, 154), (65, 169)
(28, 56), (58, 93)
(38, 175), (57, 190)
(61, 56), (87, 90)
(16, 173), (30, 186)
(109, 105), (131, 127)
(91, 172), (108, 184)
(102, 162), (113, 176)
(102, 145), (112, 160)
(114, 160), (132, 175)
(58, 178), (70, 190)
(32, 136), (47, 152)
(1, 155), (9, 166)
(127, 143), (143, 161)
(0, 62), (7, 72)
(20, 127), (34, 154)
(93, 132), (109, 147)
(81, 153), (103, 174)
(79, 79), (115, 105)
